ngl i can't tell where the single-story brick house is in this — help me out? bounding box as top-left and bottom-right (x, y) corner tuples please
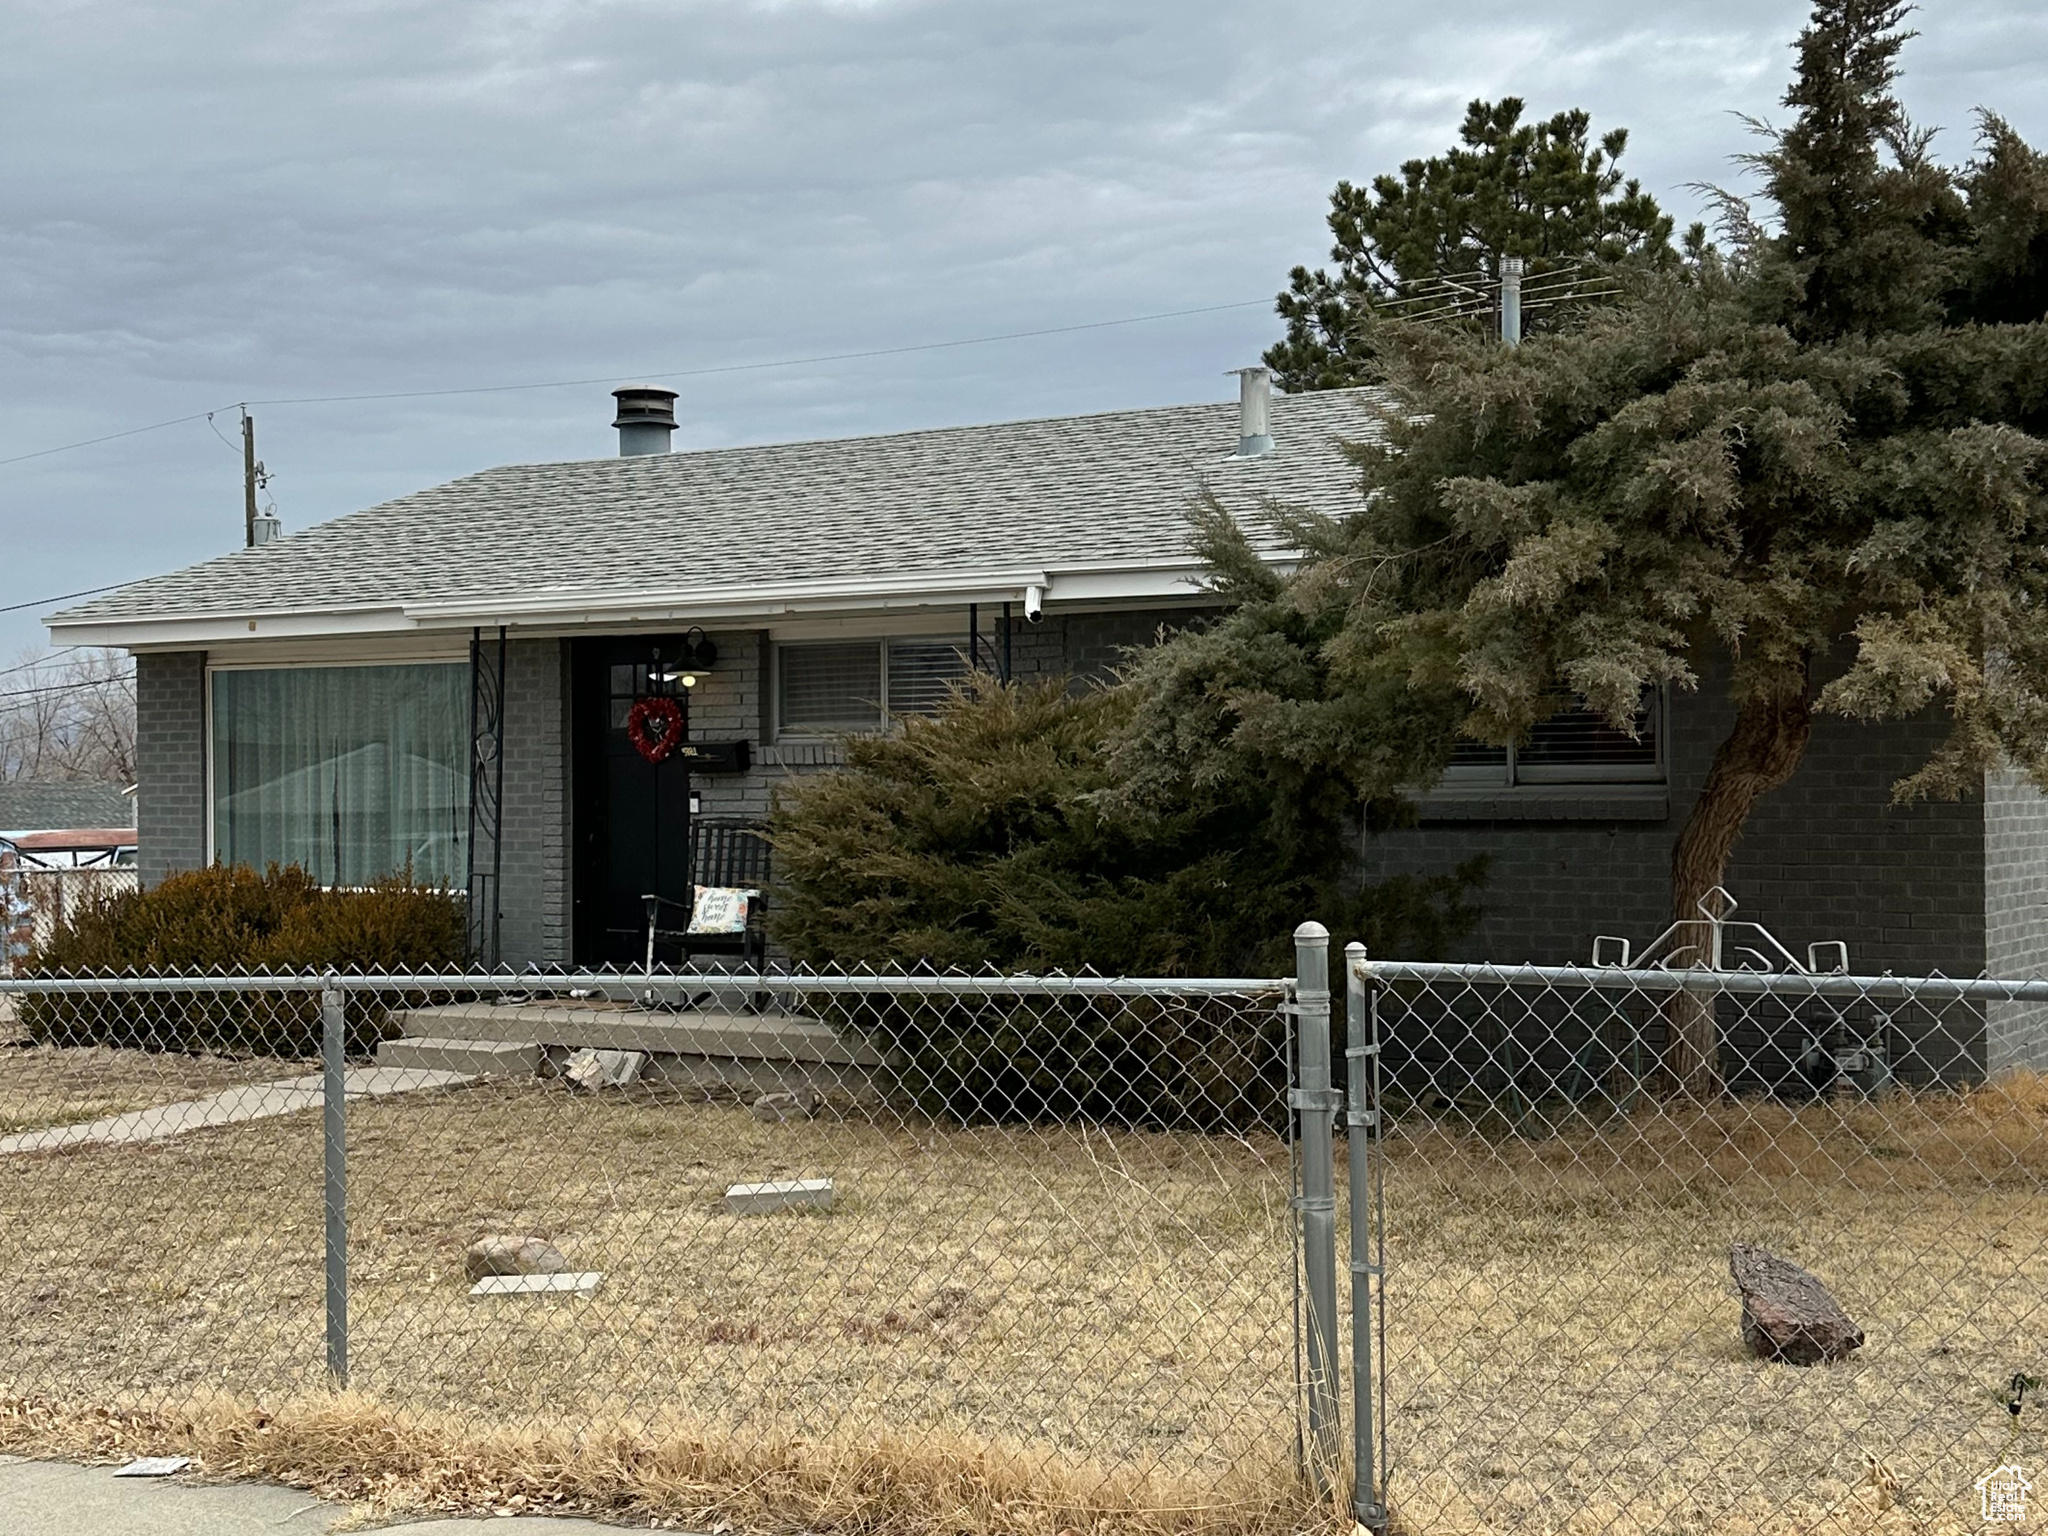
(44, 371), (2048, 1071)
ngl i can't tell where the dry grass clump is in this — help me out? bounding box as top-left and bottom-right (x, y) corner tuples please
(0, 1389), (1335, 1536)
(1396, 1069), (2048, 1202)
(0, 1042), (305, 1135)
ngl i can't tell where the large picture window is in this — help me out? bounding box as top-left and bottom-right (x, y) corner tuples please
(210, 664), (470, 888)
(776, 640), (969, 737)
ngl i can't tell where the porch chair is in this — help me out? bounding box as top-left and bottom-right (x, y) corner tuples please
(641, 818), (773, 975)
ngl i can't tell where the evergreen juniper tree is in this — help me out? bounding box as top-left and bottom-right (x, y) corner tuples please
(1125, 0), (2048, 1096)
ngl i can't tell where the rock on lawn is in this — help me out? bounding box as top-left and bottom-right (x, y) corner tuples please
(465, 1235), (569, 1283)
(1729, 1242), (1865, 1365)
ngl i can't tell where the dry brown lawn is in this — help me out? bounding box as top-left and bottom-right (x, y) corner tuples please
(1, 1054), (2046, 1535)
(1375, 1076), (2048, 1536)
(0, 1063), (1305, 1533)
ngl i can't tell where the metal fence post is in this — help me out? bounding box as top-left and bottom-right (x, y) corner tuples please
(1346, 942), (1389, 1532)
(321, 976), (349, 1387)
(1293, 921), (1341, 1488)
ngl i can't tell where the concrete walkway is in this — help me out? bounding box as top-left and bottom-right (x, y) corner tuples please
(0, 1067), (475, 1156)
(0, 1455), (642, 1533)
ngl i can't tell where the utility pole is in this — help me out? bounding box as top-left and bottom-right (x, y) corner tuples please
(241, 408), (258, 549)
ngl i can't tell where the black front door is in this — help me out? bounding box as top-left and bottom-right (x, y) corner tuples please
(571, 636), (693, 965)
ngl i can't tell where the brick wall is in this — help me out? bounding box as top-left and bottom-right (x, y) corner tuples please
(496, 639), (572, 967)
(1984, 765), (2048, 1074)
(1006, 607), (1206, 684)
(134, 651), (207, 888)
(1360, 665), (1988, 978)
(683, 609), (1213, 822)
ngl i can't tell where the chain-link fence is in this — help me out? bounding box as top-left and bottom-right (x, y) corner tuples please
(8, 913), (2047, 1534)
(1, 866), (137, 969)
(0, 964), (1308, 1526)
(1345, 908), (2048, 1535)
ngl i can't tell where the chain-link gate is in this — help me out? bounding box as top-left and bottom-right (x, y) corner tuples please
(1332, 895), (2048, 1535)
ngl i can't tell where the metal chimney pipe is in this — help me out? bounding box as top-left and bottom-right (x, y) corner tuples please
(1500, 257), (1525, 347)
(611, 385), (679, 456)
(1233, 366), (1273, 457)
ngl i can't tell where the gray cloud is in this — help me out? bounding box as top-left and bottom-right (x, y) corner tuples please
(4, 0), (2045, 654)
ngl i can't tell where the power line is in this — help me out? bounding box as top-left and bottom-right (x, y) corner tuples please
(239, 299), (1275, 406)
(0, 583), (134, 616)
(0, 411), (225, 470)
(0, 298), (1275, 472)
(0, 671), (134, 704)
(0, 647), (86, 681)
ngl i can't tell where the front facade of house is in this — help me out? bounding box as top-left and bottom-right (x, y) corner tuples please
(64, 378), (1375, 970)
(50, 375), (2048, 1073)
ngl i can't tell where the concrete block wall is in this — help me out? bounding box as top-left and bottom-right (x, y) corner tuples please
(134, 651), (208, 888)
(1984, 765), (2048, 1074)
(496, 639), (572, 967)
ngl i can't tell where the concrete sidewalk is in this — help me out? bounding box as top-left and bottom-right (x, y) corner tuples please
(0, 1455), (640, 1533)
(0, 1066), (475, 1156)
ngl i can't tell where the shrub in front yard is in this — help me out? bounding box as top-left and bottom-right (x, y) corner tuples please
(21, 863), (465, 1055)
(772, 674), (1482, 1128)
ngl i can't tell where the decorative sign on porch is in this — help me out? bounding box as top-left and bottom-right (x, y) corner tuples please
(625, 696), (685, 763)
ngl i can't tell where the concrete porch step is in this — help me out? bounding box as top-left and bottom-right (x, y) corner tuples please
(392, 1003), (883, 1068)
(376, 1036), (541, 1078)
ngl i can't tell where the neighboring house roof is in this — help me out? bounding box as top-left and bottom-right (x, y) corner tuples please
(5, 828), (138, 853)
(0, 783), (137, 838)
(49, 387), (1389, 647)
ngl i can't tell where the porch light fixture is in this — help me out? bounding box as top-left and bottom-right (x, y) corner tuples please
(655, 628), (719, 690)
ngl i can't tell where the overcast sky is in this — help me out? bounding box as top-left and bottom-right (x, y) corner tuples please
(4, 0), (2045, 657)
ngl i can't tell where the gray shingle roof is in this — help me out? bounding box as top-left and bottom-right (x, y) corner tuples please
(54, 388), (1388, 627)
(0, 783), (136, 836)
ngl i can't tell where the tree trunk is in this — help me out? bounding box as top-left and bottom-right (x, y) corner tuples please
(1663, 675), (1813, 1098)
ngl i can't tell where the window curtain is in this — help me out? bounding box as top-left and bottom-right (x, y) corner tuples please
(211, 665), (470, 888)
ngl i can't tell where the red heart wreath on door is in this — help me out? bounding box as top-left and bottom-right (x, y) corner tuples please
(626, 695), (685, 764)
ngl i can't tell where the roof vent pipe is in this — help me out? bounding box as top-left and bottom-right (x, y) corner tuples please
(1233, 366), (1273, 458)
(1500, 256), (1525, 346)
(612, 385), (679, 456)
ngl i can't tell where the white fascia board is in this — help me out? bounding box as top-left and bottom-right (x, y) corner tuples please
(50, 550), (1306, 651)
(399, 567), (1056, 626)
(49, 605), (420, 651)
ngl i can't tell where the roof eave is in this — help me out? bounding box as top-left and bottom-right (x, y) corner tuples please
(49, 553), (1300, 651)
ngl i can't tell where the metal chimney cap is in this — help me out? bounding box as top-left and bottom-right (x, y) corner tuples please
(611, 385), (679, 429)
(612, 385), (679, 457)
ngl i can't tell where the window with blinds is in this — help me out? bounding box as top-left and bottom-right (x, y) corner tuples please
(885, 641), (969, 716)
(774, 639), (971, 736)
(1441, 690), (1663, 786)
(777, 643), (883, 735)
